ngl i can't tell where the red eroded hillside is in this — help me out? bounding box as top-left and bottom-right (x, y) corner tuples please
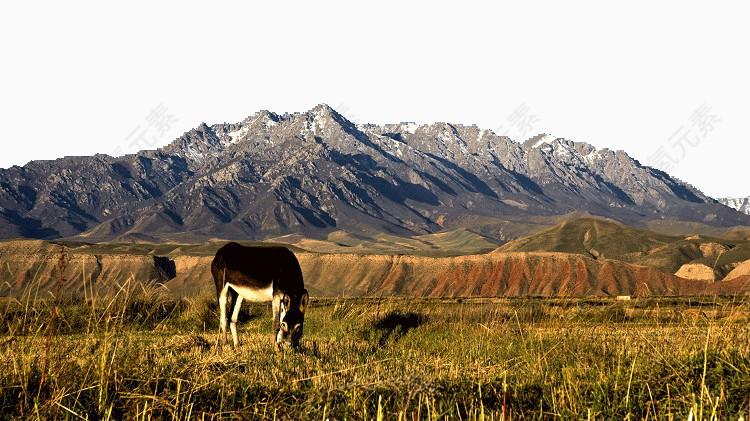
(296, 252), (712, 297)
(0, 240), (741, 298)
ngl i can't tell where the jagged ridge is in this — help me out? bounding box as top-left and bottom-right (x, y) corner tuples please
(0, 104), (748, 242)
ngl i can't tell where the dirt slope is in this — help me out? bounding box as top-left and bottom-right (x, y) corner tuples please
(0, 239), (724, 298)
(0, 240), (178, 296)
(298, 252), (710, 297)
(724, 260), (750, 281)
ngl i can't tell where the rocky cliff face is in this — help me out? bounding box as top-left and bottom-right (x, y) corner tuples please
(1, 104), (748, 242)
(719, 197), (750, 215)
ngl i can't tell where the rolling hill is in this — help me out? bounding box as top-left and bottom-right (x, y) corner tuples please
(496, 217), (750, 283)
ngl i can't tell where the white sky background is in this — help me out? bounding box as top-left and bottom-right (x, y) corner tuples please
(0, 1), (747, 198)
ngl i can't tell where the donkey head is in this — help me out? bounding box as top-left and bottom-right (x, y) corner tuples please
(277, 289), (309, 349)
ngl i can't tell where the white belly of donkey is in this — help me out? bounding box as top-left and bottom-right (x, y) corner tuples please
(228, 283), (274, 302)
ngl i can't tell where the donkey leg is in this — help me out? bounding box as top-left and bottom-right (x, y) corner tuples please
(271, 292), (282, 350)
(230, 294), (243, 348)
(218, 285), (230, 345)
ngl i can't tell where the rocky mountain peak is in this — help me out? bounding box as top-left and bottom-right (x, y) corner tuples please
(309, 103), (337, 117)
(241, 109), (281, 125)
(307, 103), (358, 131)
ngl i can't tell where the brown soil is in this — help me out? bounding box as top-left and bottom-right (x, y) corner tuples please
(674, 263), (718, 281)
(723, 259), (750, 281)
(699, 242), (731, 257)
(0, 240), (734, 298)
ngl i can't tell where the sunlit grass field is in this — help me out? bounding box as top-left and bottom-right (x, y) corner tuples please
(1, 287), (749, 420)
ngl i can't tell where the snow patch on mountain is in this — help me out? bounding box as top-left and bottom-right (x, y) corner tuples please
(532, 134), (557, 148)
(584, 150), (604, 164)
(227, 126), (249, 145)
(402, 123), (420, 134)
(719, 197), (750, 215)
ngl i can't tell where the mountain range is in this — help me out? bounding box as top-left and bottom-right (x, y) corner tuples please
(1, 104), (748, 243)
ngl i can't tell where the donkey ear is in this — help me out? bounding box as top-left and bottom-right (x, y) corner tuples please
(282, 294), (291, 310)
(299, 290), (309, 313)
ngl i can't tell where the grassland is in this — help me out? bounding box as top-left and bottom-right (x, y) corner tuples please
(1, 287), (749, 420)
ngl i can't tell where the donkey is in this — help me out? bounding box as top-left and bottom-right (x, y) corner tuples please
(211, 242), (309, 349)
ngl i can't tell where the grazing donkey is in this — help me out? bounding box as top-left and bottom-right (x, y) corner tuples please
(211, 242), (309, 349)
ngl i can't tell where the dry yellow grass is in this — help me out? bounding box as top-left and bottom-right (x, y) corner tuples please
(1, 292), (749, 419)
